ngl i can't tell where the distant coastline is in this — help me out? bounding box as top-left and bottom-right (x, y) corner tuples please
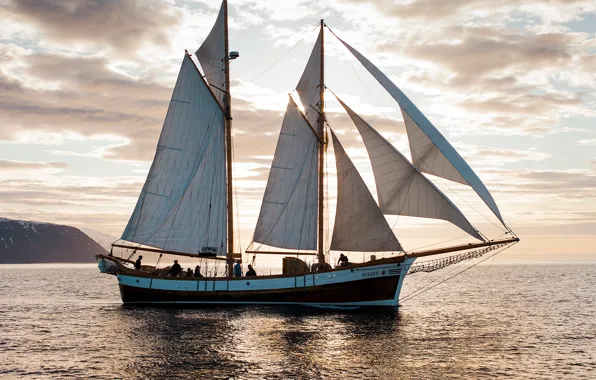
(0, 217), (107, 264)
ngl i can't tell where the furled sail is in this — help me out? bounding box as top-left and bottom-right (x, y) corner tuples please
(196, 3), (226, 106)
(335, 36), (505, 226)
(336, 97), (483, 241)
(252, 97), (318, 250)
(330, 130), (403, 252)
(121, 54), (227, 256)
(295, 30), (322, 127)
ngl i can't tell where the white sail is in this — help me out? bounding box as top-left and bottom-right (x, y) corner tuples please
(196, 3), (226, 106)
(337, 97), (483, 241)
(121, 54), (227, 256)
(252, 97), (318, 250)
(296, 30), (322, 127)
(336, 37), (505, 226)
(330, 130), (403, 252)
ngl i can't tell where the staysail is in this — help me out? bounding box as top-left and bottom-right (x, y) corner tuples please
(121, 54), (227, 256)
(196, 3), (226, 106)
(335, 36), (505, 226)
(296, 29), (322, 127)
(336, 97), (483, 241)
(330, 130), (403, 252)
(252, 97), (319, 250)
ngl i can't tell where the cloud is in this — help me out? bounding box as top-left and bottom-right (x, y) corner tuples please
(0, 159), (67, 171)
(578, 139), (596, 146)
(396, 27), (574, 78)
(454, 145), (552, 167)
(350, 0), (595, 22)
(1, 0), (180, 55)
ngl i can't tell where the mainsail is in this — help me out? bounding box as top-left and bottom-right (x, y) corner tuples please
(252, 97), (319, 250)
(336, 97), (483, 241)
(330, 130), (403, 252)
(295, 30), (322, 127)
(335, 35), (505, 226)
(121, 54), (227, 256)
(196, 3), (226, 106)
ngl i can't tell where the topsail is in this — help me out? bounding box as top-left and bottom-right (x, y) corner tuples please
(196, 4), (227, 106)
(296, 30), (322, 127)
(335, 36), (505, 226)
(121, 54), (227, 256)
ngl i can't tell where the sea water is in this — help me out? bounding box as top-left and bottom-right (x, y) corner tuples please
(0, 263), (594, 379)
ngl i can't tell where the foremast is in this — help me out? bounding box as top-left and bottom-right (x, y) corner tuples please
(223, 0), (234, 277)
(317, 19), (326, 265)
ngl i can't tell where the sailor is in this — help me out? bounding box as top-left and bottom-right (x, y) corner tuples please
(194, 265), (203, 277)
(185, 268), (194, 277)
(246, 264), (257, 277)
(134, 255), (143, 271)
(233, 260), (242, 277)
(337, 253), (349, 267)
(169, 260), (182, 276)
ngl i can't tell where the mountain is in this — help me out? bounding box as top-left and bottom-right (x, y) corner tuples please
(80, 228), (118, 252)
(0, 217), (107, 263)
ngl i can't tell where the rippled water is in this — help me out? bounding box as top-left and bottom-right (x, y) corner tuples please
(0, 264), (595, 379)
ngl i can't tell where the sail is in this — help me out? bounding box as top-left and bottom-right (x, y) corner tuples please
(296, 30), (322, 127)
(330, 130), (403, 252)
(121, 54), (227, 256)
(336, 36), (505, 225)
(252, 97), (318, 250)
(196, 3), (226, 106)
(336, 97), (483, 241)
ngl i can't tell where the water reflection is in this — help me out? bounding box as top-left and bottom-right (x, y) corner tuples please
(102, 306), (403, 379)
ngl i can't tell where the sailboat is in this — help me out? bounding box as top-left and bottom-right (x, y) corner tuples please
(97, 0), (519, 308)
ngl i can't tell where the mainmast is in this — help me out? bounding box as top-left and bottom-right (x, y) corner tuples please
(317, 19), (325, 265)
(224, 0), (234, 277)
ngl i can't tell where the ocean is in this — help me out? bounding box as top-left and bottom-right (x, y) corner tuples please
(0, 263), (594, 379)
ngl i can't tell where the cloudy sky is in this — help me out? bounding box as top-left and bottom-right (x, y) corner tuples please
(1, 0), (595, 261)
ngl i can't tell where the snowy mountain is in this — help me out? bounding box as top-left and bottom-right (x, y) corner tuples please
(0, 217), (107, 263)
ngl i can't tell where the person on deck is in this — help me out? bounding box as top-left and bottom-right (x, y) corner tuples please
(233, 260), (242, 277)
(134, 255), (143, 271)
(246, 265), (257, 277)
(337, 253), (349, 267)
(194, 265), (203, 277)
(185, 268), (193, 277)
(169, 260), (182, 276)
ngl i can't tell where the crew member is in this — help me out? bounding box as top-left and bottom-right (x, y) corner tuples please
(246, 265), (257, 277)
(169, 260), (182, 276)
(234, 260), (242, 277)
(337, 253), (349, 267)
(134, 255), (143, 271)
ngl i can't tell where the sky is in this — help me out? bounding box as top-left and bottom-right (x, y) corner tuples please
(1, 0), (595, 262)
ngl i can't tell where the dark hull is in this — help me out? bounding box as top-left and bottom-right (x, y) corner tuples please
(119, 275), (400, 305)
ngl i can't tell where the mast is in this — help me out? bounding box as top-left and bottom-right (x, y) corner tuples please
(224, 0), (234, 277)
(317, 19), (325, 265)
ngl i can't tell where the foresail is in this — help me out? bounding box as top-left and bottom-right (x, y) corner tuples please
(330, 130), (403, 252)
(121, 54), (227, 256)
(336, 37), (505, 226)
(252, 97), (318, 250)
(196, 2), (226, 106)
(337, 97), (483, 241)
(296, 30), (322, 127)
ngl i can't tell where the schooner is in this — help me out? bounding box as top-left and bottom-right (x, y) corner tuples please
(97, 0), (519, 308)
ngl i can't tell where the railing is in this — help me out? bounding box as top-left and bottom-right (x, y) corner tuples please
(407, 243), (510, 275)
